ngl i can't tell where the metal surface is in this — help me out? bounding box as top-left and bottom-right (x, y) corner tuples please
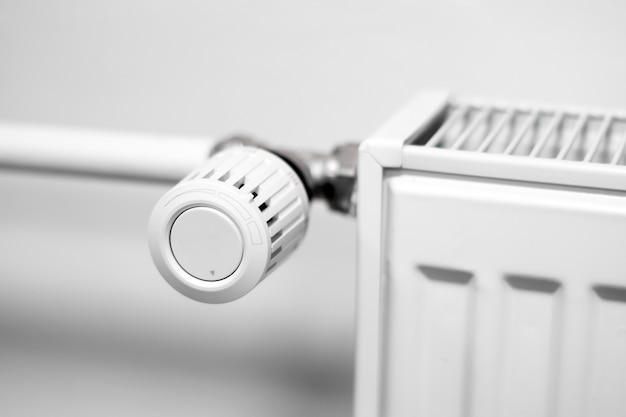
(357, 91), (626, 417)
(0, 122), (217, 183)
(277, 143), (359, 216)
(421, 101), (626, 166)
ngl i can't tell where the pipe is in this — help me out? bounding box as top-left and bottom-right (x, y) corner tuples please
(0, 122), (216, 183)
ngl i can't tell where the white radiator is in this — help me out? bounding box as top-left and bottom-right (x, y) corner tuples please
(355, 91), (626, 417)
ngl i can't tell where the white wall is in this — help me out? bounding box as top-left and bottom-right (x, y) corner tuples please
(1, 1), (625, 416)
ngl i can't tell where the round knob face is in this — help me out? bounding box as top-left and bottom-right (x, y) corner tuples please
(170, 207), (243, 281)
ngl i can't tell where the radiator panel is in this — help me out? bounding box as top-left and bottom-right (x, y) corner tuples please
(375, 174), (626, 417)
(355, 92), (626, 417)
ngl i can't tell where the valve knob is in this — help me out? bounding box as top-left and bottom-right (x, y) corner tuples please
(148, 147), (310, 303)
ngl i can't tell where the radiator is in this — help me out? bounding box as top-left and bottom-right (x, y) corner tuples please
(355, 91), (626, 417)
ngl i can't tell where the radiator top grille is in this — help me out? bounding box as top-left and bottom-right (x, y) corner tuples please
(422, 102), (626, 166)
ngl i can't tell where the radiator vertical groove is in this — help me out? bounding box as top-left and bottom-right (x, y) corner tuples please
(586, 285), (626, 415)
(500, 275), (563, 417)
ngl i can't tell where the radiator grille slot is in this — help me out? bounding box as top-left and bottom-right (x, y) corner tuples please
(422, 103), (626, 166)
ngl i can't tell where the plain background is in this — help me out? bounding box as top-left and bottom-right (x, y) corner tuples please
(1, 1), (626, 416)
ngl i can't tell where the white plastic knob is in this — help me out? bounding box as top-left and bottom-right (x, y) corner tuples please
(148, 147), (310, 303)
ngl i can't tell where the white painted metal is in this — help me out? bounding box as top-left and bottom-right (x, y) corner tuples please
(355, 91), (626, 417)
(0, 122), (215, 182)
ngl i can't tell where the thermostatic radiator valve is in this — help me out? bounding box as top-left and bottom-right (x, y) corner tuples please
(147, 137), (358, 303)
(148, 146), (312, 303)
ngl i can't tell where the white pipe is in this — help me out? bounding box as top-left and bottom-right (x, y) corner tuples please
(0, 122), (216, 183)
